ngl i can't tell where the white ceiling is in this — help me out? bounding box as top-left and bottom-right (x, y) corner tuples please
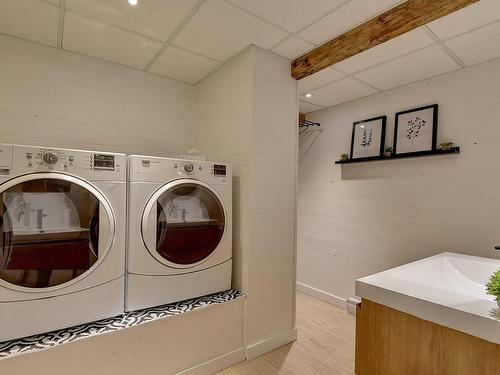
(0, 0), (404, 86)
(299, 0), (500, 113)
(0, 0), (499, 111)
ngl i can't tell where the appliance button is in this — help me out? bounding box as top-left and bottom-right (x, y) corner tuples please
(184, 163), (194, 173)
(42, 152), (59, 165)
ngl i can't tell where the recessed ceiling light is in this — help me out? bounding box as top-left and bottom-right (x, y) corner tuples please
(128, 0), (138, 5)
(360, 125), (365, 128)
(305, 93), (312, 98)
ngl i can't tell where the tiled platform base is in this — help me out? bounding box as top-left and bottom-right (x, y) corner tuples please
(0, 289), (243, 359)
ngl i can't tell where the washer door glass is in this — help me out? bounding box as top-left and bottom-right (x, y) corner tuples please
(0, 174), (113, 289)
(143, 181), (225, 266)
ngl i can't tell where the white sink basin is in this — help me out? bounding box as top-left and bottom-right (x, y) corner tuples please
(356, 252), (500, 344)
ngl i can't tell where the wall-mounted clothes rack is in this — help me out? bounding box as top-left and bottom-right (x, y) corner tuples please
(299, 118), (320, 134)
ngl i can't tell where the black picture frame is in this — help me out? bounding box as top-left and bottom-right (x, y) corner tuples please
(393, 104), (438, 155)
(350, 116), (387, 160)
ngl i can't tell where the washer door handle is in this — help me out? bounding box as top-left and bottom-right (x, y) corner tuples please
(141, 200), (157, 253)
(97, 202), (112, 257)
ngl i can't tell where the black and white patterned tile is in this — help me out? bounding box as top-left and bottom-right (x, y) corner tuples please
(0, 289), (243, 359)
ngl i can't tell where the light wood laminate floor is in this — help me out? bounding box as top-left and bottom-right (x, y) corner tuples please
(217, 291), (356, 375)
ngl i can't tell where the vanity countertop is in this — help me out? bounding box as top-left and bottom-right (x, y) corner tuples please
(356, 252), (500, 344)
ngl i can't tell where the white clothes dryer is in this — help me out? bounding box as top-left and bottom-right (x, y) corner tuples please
(126, 156), (232, 311)
(0, 144), (126, 342)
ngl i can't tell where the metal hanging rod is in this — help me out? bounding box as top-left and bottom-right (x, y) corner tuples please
(299, 118), (320, 134)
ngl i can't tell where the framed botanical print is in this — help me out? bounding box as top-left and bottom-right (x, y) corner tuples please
(350, 116), (387, 159)
(393, 104), (438, 155)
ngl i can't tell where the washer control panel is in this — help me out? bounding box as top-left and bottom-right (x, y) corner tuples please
(92, 154), (115, 171)
(0, 144), (126, 180)
(26, 149), (75, 171)
(19, 147), (122, 176)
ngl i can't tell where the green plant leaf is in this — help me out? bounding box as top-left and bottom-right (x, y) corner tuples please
(485, 269), (500, 301)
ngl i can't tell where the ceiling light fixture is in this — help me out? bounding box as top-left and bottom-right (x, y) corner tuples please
(128, 0), (138, 5)
(305, 93), (312, 98)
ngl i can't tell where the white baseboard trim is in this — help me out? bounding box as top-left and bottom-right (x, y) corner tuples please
(175, 348), (246, 375)
(296, 282), (346, 310)
(245, 328), (298, 361)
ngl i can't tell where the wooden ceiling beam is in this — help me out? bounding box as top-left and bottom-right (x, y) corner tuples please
(291, 0), (479, 80)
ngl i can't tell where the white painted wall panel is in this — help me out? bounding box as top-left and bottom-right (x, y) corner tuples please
(246, 47), (297, 346)
(196, 46), (298, 352)
(298, 58), (500, 303)
(0, 34), (195, 156)
(196, 47), (253, 292)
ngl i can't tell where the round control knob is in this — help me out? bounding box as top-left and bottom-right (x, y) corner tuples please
(42, 152), (59, 165)
(184, 164), (194, 173)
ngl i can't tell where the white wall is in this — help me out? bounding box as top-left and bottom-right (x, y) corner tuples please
(298, 58), (500, 304)
(246, 47), (297, 349)
(0, 34), (195, 156)
(196, 47), (253, 293)
(197, 46), (298, 357)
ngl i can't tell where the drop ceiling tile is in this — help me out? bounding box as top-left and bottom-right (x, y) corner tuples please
(63, 12), (162, 70)
(0, 0), (59, 47)
(428, 0), (500, 40)
(272, 36), (314, 59)
(66, 0), (198, 42)
(354, 45), (460, 91)
(299, 101), (324, 114)
(298, 67), (345, 94)
(333, 27), (434, 74)
(299, 0), (402, 44)
(43, 0), (60, 5)
(227, 0), (347, 33)
(172, 0), (287, 62)
(307, 77), (378, 107)
(149, 46), (221, 84)
(445, 21), (500, 67)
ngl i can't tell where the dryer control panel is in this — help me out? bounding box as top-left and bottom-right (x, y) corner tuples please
(128, 155), (231, 184)
(174, 160), (228, 181)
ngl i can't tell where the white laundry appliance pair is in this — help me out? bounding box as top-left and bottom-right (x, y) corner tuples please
(125, 155), (232, 311)
(0, 143), (126, 342)
(0, 144), (232, 342)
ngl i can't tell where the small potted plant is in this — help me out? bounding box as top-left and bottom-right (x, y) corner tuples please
(440, 141), (454, 151)
(486, 269), (500, 308)
(340, 153), (349, 162)
(384, 146), (393, 157)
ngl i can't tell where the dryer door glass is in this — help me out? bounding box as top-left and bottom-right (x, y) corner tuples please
(0, 177), (107, 288)
(155, 183), (225, 265)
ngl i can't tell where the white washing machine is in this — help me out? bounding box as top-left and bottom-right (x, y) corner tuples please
(126, 156), (232, 311)
(0, 144), (126, 342)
